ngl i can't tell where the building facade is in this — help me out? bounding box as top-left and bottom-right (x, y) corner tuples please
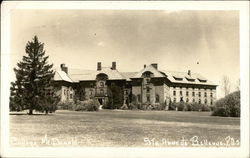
(53, 62), (217, 107)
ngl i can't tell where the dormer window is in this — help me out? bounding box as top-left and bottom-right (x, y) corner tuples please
(173, 76), (183, 81)
(197, 77), (207, 82)
(143, 71), (153, 78)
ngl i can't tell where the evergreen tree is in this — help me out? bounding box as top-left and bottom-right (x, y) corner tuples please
(9, 36), (58, 114)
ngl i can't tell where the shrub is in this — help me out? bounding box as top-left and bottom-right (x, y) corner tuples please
(57, 101), (75, 110)
(139, 104), (147, 110)
(84, 99), (100, 111)
(128, 103), (139, 110)
(75, 101), (86, 111)
(212, 107), (228, 117)
(201, 105), (211, 112)
(169, 103), (177, 111)
(176, 102), (185, 111)
(120, 104), (128, 110)
(185, 103), (192, 111)
(190, 103), (202, 111)
(57, 99), (100, 111)
(212, 91), (240, 117)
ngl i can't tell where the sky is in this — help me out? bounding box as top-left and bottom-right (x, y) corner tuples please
(10, 10), (240, 98)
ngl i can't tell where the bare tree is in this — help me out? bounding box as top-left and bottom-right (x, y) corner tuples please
(221, 75), (231, 97)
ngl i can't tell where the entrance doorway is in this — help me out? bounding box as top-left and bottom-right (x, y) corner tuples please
(98, 98), (103, 105)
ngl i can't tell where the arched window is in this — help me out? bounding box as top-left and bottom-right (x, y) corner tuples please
(100, 89), (104, 95)
(155, 94), (160, 103)
(173, 90), (176, 96)
(100, 82), (104, 87)
(204, 92), (207, 97)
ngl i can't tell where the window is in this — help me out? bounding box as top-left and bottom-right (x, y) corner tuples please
(210, 100), (213, 105)
(204, 99), (207, 104)
(180, 97), (183, 102)
(100, 82), (104, 87)
(146, 87), (150, 93)
(155, 94), (160, 103)
(173, 98), (176, 103)
(90, 83), (94, 88)
(70, 94), (73, 99)
(137, 94), (141, 102)
(173, 90), (176, 96)
(186, 91), (189, 96)
(64, 89), (66, 95)
(192, 98), (195, 103)
(146, 78), (150, 84)
(100, 89), (104, 95)
(210, 92), (213, 97)
(204, 92), (207, 97)
(147, 95), (150, 102)
(198, 92), (201, 97)
(198, 99), (201, 104)
(180, 91), (182, 96)
(192, 92), (195, 96)
(186, 98), (189, 103)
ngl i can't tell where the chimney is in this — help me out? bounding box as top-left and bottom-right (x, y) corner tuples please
(188, 70), (191, 76)
(151, 63), (158, 70)
(112, 62), (116, 70)
(97, 62), (101, 71)
(60, 63), (68, 74)
(144, 64), (146, 68)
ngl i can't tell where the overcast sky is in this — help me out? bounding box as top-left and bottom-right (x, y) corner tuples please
(10, 10), (239, 98)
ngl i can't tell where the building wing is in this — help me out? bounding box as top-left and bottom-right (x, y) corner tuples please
(161, 70), (216, 86)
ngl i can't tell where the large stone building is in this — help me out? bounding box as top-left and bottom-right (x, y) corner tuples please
(53, 62), (217, 107)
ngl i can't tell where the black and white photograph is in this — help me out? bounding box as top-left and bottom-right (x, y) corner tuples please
(1, 1), (249, 158)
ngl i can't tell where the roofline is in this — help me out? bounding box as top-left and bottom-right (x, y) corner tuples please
(55, 71), (73, 83)
(78, 79), (127, 81)
(170, 82), (218, 87)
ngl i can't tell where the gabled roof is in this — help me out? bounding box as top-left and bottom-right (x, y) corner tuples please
(121, 72), (138, 81)
(98, 67), (126, 80)
(54, 65), (217, 86)
(54, 70), (73, 83)
(131, 64), (166, 78)
(68, 69), (97, 82)
(57, 67), (126, 82)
